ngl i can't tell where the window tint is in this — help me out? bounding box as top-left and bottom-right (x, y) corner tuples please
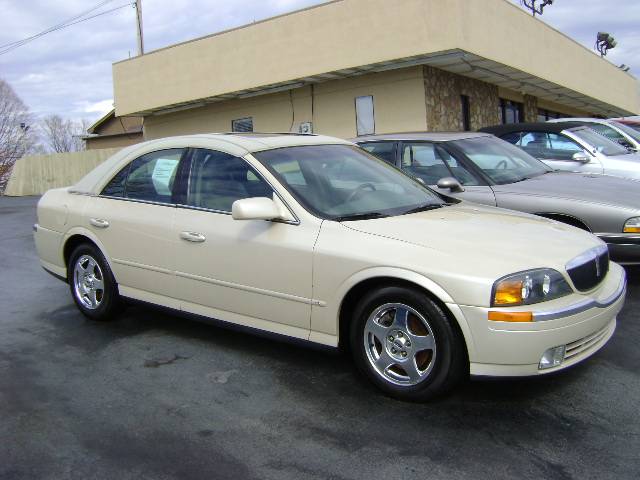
(125, 149), (182, 202)
(587, 123), (626, 143)
(355, 96), (375, 136)
(400, 143), (479, 186)
(101, 163), (131, 197)
(500, 132), (522, 145)
(232, 117), (253, 132)
(187, 149), (272, 212)
(500, 99), (523, 124)
(255, 144), (444, 220)
(454, 136), (550, 185)
(101, 149), (182, 202)
(359, 142), (397, 165)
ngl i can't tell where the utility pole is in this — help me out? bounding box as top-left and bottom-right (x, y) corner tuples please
(135, 0), (144, 55)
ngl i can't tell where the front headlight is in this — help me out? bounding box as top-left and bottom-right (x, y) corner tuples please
(623, 217), (640, 233)
(492, 269), (572, 307)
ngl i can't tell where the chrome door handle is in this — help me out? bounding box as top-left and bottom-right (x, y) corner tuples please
(180, 231), (206, 243)
(90, 218), (109, 228)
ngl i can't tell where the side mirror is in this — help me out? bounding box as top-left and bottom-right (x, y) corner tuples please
(571, 152), (590, 163)
(617, 139), (637, 151)
(232, 197), (283, 221)
(437, 177), (465, 193)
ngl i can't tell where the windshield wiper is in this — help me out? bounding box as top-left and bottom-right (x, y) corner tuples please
(401, 203), (445, 215)
(333, 212), (389, 222)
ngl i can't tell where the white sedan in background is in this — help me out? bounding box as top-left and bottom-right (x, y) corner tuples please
(34, 133), (626, 401)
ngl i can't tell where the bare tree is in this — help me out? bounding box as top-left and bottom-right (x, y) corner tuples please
(41, 115), (89, 153)
(0, 79), (36, 194)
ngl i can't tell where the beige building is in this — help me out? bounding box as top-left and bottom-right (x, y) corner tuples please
(112, 0), (639, 141)
(84, 109), (143, 150)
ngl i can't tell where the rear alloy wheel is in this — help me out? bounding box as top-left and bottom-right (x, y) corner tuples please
(68, 244), (121, 321)
(351, 286), (467, 401)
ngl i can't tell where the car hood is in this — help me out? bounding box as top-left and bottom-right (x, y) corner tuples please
(493, 171), (640, 210)
(607, 152), (640, 162)
(342, 203), (602, 275)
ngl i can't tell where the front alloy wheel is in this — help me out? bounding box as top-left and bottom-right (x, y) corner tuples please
(364, 303), (436, 386)
(351, 286), (467, 401)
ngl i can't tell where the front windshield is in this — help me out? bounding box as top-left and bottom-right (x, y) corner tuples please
(253, 144), (445, 220)
(452, 136), (550, 185)
(571, 128), (630, 156)
(610, 120), (640, 143)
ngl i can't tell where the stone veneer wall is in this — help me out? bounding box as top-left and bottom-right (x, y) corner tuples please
(523, 94), (538, 122)
(423, 65), (501, 131)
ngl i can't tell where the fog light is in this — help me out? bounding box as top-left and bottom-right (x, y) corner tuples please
(539, 345), (566, 370)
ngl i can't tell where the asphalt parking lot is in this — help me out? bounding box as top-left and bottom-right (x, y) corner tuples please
(1, 195), (639, 480)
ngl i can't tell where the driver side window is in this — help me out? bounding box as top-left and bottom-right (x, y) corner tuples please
(401, 143), (478, 186)
(186, 149), (273, 212)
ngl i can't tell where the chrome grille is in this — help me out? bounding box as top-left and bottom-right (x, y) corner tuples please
(566, 245), (609, 292)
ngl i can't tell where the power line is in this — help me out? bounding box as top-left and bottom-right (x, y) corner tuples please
(0, 1), (134, 56)
(0, 0), (115, 50)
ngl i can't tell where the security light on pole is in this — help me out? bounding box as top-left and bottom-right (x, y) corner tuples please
(595, 32), (617, 57)
(520, 0), (554, 16)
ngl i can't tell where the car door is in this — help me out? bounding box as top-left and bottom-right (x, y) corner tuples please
(517, 131), (604, 174)
(173, 148), (318, 336)
(399, 141), (496, 206)
(86, 148), (184, 305)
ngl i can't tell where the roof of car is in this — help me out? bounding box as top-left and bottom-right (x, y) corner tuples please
(352, 132), (492, 142)
(478, 122), (588, 136)
(197, 132), (353, 151)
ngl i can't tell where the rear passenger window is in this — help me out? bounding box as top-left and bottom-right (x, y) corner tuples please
(359, 142), (397, 165)
(187, 149), (273, 212)
(100, 149), (183, 203)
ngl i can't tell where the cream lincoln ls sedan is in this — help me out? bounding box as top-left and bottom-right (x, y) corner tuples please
(34, 133), (626, 401)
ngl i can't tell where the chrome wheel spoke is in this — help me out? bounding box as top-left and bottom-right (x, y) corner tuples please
(374, 351), (396, 373)
(409, 333), (435, 352)
(391, 307), (410, 330)
(93, 278), (104, 291)
(364, 319), (388, 342)
(403, 358), (422, 382)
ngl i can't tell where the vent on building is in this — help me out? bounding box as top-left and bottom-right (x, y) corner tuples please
(232, 117), (254, 132)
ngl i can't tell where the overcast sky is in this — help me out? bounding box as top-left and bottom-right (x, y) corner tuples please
(0, 0), (638, 125)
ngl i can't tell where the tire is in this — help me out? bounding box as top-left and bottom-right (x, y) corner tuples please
(67, 243), (121, 321)
(350, 286), (467, 401)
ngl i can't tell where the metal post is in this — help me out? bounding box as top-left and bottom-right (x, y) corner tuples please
(135, 0), (144, 56)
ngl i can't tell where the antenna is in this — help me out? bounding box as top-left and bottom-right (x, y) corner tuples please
(520, 0), (554, 16)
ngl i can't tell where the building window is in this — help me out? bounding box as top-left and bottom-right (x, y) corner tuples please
(460, 95), (471, 131)
(537, 109), (566, 122)
(355, 95), (375, 136)
(232, 117), (253, 132)
(500, 99), (523, 124)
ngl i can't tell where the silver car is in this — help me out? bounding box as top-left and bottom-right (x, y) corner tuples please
(479, 122), (640, 181)
(355, 132), (640, 265)
(548, 118), (640, 152)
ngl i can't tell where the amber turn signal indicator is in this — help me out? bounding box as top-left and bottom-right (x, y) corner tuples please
(623, 226), (640, 233)
(488, 311), (533, 322)
(493, 279), (523, 305)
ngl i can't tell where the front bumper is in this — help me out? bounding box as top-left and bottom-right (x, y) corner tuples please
(597, 233), (640, 265)
(448, 263), (626, 377)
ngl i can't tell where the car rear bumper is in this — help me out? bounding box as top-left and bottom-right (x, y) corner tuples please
(448, 263), (626, 377)
(597, 233), (640, 265)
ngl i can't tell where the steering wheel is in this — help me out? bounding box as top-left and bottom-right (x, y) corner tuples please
(345, 182), (377, 203)
(495, 160), (508, 169)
